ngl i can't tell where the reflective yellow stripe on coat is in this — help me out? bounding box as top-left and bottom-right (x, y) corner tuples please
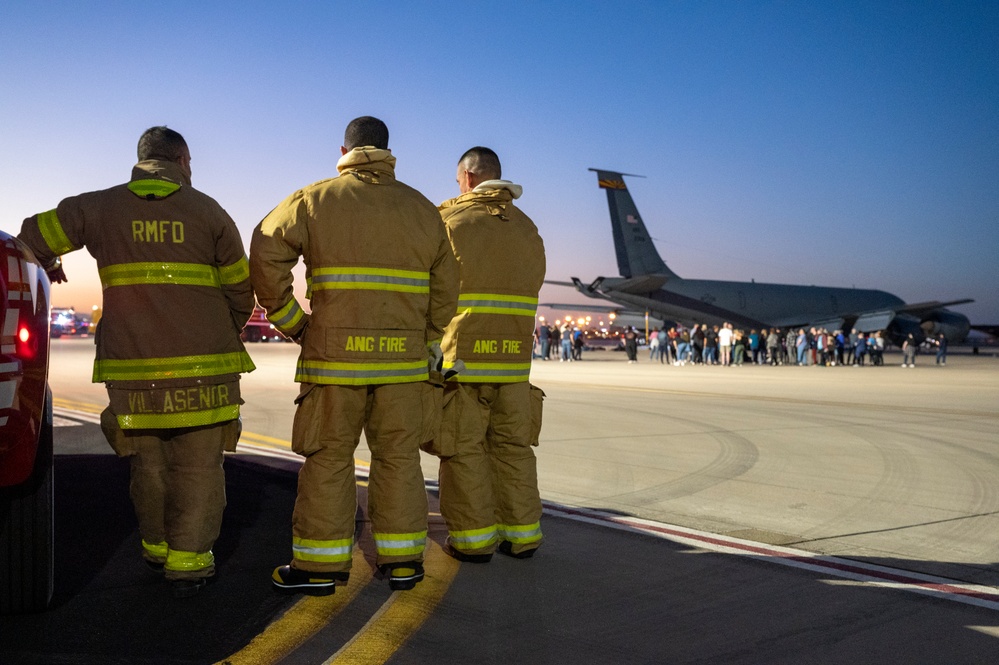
(99, 259), (249, 289)
(37, 209), (77, 256)
(296, 360), (428, 386)
(456, 293), (538, 317)
(267, 298), (305, 334)
(93, 351), (256, 382)
(117, 405), (240, 430)
(309, 267), (430, 294)
(445, 362), (532, 383)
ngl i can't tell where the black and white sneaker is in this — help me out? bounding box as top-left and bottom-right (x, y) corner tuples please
(271, 565), (346, 596)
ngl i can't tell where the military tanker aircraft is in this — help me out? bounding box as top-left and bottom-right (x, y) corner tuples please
(545, 169), (972, 344)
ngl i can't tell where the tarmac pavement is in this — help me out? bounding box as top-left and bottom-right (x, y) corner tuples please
(2, 340), (998, 663)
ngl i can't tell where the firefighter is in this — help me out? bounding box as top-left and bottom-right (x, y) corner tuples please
(18, 127), (255, 597)
(427, 147), (546, 562)
(250, 116), (458, 595)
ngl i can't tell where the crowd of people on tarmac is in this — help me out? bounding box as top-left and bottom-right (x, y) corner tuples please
(533, 321), (950, 368)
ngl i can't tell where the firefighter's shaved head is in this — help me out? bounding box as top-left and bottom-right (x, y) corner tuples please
(344, 116), (389, 151)
(137, 126), (188, 163)
(458, 147), (501, 181)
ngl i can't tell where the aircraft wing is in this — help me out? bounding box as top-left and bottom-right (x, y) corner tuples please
(539, 302), (647, 316)
(893, 299), (974, 316)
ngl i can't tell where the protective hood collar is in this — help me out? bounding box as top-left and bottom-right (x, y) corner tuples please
(336, 146), (397, 173)
(472, 179), (522, 199)
(131, 159), (191, 187)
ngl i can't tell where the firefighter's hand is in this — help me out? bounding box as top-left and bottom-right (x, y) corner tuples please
(45, 259), (68, 284)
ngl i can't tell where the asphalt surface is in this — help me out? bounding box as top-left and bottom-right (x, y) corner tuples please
(2, 341), (998, 664)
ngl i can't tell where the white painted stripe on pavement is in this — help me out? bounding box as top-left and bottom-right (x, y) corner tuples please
(53, 407), (102, 425)
(543, 504), (999, 612)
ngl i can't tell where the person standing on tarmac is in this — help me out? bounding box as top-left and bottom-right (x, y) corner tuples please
(250, 117), (458, 595)
(427, 146), (546, 562)
(18, 126), (256, 597)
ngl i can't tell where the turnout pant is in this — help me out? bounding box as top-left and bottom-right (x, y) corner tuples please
(430, 382), (544, 557)
(101, 410), (237, 580)
(289, 382), (431, 572)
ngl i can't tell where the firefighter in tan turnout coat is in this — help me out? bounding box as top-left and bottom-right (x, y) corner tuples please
(250, 117), (458, 594)
(429, 147), (547, 561)
(17, 127), (255, 597)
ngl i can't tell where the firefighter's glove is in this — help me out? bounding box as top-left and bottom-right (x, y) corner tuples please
(45, 258), (68, 284)
(427, 342), (444, 373)
(443, 359), (465, 381)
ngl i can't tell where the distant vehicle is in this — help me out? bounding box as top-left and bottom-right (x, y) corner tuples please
(50, 307), (79, 337)
(240, 306), (288, 343)
(547, 169), (973, 345)
(0, 229), (54, 614)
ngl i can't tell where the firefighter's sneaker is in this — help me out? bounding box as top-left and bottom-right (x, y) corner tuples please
(171, 574), (216, 598)
(271, 565), (345, 596)
(497, 541), (537, 559)
(381, 562), (424, 590)
(444, 540), (492, 564)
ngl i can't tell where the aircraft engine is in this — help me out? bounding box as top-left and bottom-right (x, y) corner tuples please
(920, 309), (971, 343)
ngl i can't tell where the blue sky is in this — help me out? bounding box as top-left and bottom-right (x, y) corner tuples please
(2, 1), (996, 322)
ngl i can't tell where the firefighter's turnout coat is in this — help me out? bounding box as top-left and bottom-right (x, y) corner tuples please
(18, 159), (255, 577)
(249, 147), (458, 571)
(433, 180), (547, 557)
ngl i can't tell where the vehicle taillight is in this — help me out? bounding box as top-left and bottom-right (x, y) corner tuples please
(16, 324), (37, 359)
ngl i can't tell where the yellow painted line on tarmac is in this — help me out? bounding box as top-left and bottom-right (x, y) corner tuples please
(324, 539), (459, 664)
(215, 550), (374, 665)
(53, 397), (104, 414)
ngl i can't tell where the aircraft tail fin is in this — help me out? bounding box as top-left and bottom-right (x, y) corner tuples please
(589, 169), (677, 279)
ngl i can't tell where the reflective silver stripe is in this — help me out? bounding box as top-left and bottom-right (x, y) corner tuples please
(310, 267), (430, 293)
(450, 362), (532, 383)
(296, 360), (428, 385)
(373, 532), (427, 556)
(498, 523), (543, 543)
(449, 528), (498, 547)
(456, 293), (538, 317)
(268, 299), (304, 332)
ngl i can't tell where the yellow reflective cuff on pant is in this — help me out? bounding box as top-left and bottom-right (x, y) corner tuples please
(218, 256), (250, 285)
(296, 360), (429, 385)
(447, 362), (532, 383)
(142, 540), (168, 560)
(93, 351), (255, 381)
(127, 179), (181, 199)
(117, 404), (240, 430)
(310, 267), (430, 294)
(165, 549), (215, 572)
(498, 522), (542, 544)
(37, 209), (76, 256)
(449, 525), (498, 550)
(292, 536), (354, 563)
(456, 293), (538, 317)
(373, 531), (427, 557)
(99, 262), (222, 289)
(267, 298), (305, 333)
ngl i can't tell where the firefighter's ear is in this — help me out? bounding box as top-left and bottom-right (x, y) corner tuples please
(340, 146), (349, 156)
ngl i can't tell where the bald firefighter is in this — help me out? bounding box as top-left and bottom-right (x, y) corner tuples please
(250, 116), (458, 594)
(428, 147), (547, 562)
(18, 127), (255, 597)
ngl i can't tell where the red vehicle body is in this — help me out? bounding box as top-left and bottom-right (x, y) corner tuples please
(0, 229), (54, 613)
(240, 305), (288, 343)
